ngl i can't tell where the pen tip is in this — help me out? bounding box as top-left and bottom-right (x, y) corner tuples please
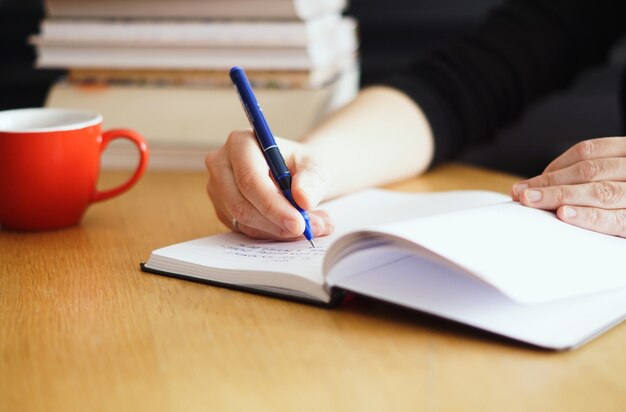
(309, 240), (316, 248)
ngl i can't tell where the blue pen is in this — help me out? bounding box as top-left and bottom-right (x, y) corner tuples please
(230, 66), (315, 247)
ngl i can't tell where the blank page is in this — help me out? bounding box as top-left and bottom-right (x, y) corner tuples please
(370, 202), (626, 304)
(328, 246), (626, 349)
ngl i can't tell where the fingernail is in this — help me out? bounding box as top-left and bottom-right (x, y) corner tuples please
(513, 183), (528, 196)
(525, 189), (542, 203)
(563, 206), (577, 219)
(283, 218), (301, 235)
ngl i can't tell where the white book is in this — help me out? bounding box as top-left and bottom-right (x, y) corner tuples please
(36, 15), (351, 48)
(32, 18), (357, 71)
(45, 0), (348, 20)
(142, 189), (626, 350)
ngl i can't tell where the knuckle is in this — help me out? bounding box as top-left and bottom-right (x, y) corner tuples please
(593, 181), (622, 206)
(580, 160), (601, 181)
(554, 186), (569, 204)
(588, 208), (603, 227)
(575, 139), (594, 159)
(226, 131), (242, 149)
(227, 129), (253, 147)
(539, 174), (554, 187)
(226, 130), (241, 143)
(204, 150), (224, 179)
(204, 150), (217, 171)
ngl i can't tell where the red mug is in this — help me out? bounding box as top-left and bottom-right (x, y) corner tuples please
(0, 108), (149, 231)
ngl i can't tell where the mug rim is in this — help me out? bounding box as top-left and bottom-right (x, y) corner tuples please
(0, 108), (103, 133)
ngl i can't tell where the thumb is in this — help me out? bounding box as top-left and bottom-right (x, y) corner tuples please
(291, 160), (328, 211)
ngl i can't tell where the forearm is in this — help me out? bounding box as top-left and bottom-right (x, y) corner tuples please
(303, 86), (434, 199)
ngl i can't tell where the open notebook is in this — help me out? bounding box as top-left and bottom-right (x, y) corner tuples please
(142, 189), (626, 350)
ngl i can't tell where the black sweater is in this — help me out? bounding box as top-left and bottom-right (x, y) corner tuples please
(382, 0), (626, 164)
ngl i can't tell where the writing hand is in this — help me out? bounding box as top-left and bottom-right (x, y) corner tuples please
(511, 137), (626, 237)
(205, 130), (334, 240)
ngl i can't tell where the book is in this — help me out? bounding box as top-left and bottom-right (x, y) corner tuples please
(66, 61), (353, 89)
(35, 15), (350, 48)
(45, 65), (359, 159)
(31, 37), (356, 71)
(142, 189), (626, 350)
(45, 0), (347, 20)
(31, 43), (357, 75)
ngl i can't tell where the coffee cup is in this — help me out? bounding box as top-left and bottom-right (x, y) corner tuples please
(0, 108), (149, 231)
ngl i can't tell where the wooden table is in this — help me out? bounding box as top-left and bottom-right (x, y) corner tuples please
(1, 164), (624, 411)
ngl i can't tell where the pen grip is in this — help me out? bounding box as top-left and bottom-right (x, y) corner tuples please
(263, 146), (291, 191)
(265, 146), (307, 217)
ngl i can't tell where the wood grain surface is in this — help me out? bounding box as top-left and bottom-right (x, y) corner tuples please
(1, 164), (624, 412)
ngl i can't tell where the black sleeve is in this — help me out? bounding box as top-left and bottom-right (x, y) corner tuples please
(381, 0), (626, 164)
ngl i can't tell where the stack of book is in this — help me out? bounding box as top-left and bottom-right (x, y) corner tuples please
(32, 0), (359, 169)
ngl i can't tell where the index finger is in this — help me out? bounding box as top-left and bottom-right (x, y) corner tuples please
(544, 137), (626, 173)
(228, 131), (306, 236)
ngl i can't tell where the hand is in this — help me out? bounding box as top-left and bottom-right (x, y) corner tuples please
(511, 137), (626, 237)
(205, 130), (334, 240)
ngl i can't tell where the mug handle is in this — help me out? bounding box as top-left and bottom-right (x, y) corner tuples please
(92, 128), (149, 203)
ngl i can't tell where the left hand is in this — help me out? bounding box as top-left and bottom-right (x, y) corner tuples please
(511, 137), (626, 238)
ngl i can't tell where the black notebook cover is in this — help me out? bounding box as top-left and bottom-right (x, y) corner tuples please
(140, 263), (346, 308)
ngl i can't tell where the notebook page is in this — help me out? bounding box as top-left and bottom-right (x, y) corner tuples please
(328, 246), (626, 349)
(370, 202), (626, 304)
(325, 189), (509, 235)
